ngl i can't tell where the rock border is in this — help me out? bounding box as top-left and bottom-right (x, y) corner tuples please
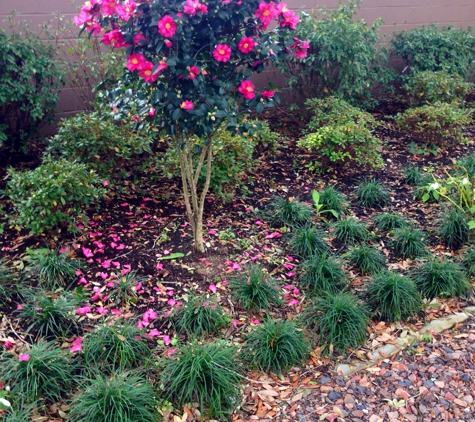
(335, 306), (475, 378)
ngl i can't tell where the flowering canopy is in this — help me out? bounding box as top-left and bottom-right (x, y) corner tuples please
(75, 0), (307, 138)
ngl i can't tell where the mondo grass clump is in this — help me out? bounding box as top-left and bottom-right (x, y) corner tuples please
(107, 271), (145, 306)
(298, 254), (347, 294)
(462, 247), (475, 278)
(70, 371), (159, 422)
(355, 179), (391, 209)
(372, 211), (409, 232)
(319, 186), (349, 216)
(391, 226), (427, 259)
(0, 258), (18, 305)
(170, 294), (228, 337)
(403, 164), (427, 186)
(366, 271), (422, 322)
(230, 265), (281, 310)
(18, 289), (80, 339)
(159, 341), (242, 420)
(242, 319), (309, 375)
(265, 196), (313, 227)
(1, 341), (75, 403)
(346, 244), (387, 275)
(438, 208), (470, 249)
(289, 225), (329, 257)
(411, 259), (472, 300)
(303, 292), (368, 356)
(332, 217), (369, 245)
(83, 321), (151, 372)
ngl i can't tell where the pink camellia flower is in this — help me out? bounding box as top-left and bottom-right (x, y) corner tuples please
(231, 319), (239, 327)
(117, 0), (137, 20)
(162, 335), (171, 345)
(188, 66), (200, 80)
(82, 247), (94, 258)
(280, 9), (300, 30)
(139, 61), (159, 83)
(18, 354), (30, 362)
(250, 317), (260, 325)
(238, 37), (255, 54)
(238, 80), (256, 100)
(289, 299), (299, 306)
(180, 100), (194, 110)
(102, 180), (109, 187)
(164, 39), (173, 48)
(133, 33), (148, 45)
(275, 2), (289, 15)
(142, 309), (157, 323)
(261, 90), (275, 99)
(158, 15), (176, 38)
(102, 29), (129, 48)
(209, 284), (217, 293)
(76, 305), (91, 315)
(70, 337), (83, 353)
(254, 1), (277, 29)
(290, 38), (309, 59)
(222, 0), (232, 4)
(126, 53), (146, 72)
(100, 0), (118, 16)
(149, 107), (156, 116)
(183, 0), (208, 15)
(96, 307), (109, 315)
(147, 329), (161, 338)
(212, 44), (232, 62)
(4, 341), (14, 349)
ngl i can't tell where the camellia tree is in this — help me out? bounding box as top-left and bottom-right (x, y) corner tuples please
(75, 0), (308, 253)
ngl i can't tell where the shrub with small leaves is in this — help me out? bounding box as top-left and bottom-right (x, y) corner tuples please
(366, 271), (422, 322)
(298, 254), (347, 294)
(332, 217), (369, 245)
(264, 196), (313, 227)
(230, 265), (281, 311)
(170, 294), (228, 337)
(411, 259), (472, 299)
(319, 186), (349, 216)
(289, 225), (329, 257)
(303, 292), (368, 355)
(372, 212), (409, 232)
(159, 341), (242, 420)
(1, 341), (75, 403)
(69, 371), (159, 422)
(83, 321), (151, 372)
(438, 208), (470, 249)
(391, 226), (427, 259)
(356, 179), (391, 209)
(242, 318), (309, 374)
(346, 244), (386, 275)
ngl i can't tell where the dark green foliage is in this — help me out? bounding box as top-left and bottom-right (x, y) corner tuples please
(242, 319), (309, 374)
(356, 179), (391, 209)
(170, 294), (228, 337)
(332, 217), (369, 245)
(18, 289), (80, 339)
(2, 403), (33, 422)
(159, 341), (242, 419)
(0, 259), (18, 305)
(366, 271), (422, 322)
(265, 196), (313, 227)
(298, 254), (347, 294)
(69, 371), (159, 422)
(319, 186), (349, 216)
(403, 164), (426, 186)
(391, 226), (428, 259)
(83, 321), (151, 372)
(107, 271), (144, 306)
(1, 341), (74, 402)
(438, 209), (470, 249)
(372, 212), (409, 231)
(462, 247), (475, 278)
(347, 244), (386, 275)
(412, 259), (472, 299)
(303, 292), (368, 355)
(230, 265), (281, 310)
(289, 225), (329, 257)
(457, 153), (475, 180)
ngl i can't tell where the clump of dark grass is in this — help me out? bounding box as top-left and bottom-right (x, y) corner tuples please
(346, 244), (387, 275)
(159, 340), (243, 420)
(319, 186), (349, 217)
(83, 321), (151, 372)
(438, 208), (470, 249)
(170, 294), (228, 337)
(264, 196), (313, 227)
(289, 225), (329, 257)
(1, 340), (75, 403)
(366, 271), (422, 322)
(411, 258), (472, 299)
(391, 226), (427, 259)
(69, 371), (159, 422)
(18, 289), (80, 339)
(462, 247), (475, 278)
(241, 319), (309, 374)
(355, 179), (391, 209)
(457, 153), (475, 180)
(298, 254), (347, 294)
(0, 258), (19, 306)
(302, 292), (368, 356)
(107, 270), (145, 306)
(403, 164), (426, 186)
(332, 217), (369, 245)
(372, 211), (409, 231)
(230, 265), (281, 310)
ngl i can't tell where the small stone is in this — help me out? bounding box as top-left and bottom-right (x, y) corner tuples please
(434, 381), (445, 388)
(445, 392), (456, 401)
(321, 386), (333, 393)
(320, 376), (332, 384)
(344, 394), (355, 404)
(423, 380), (434, 388)
(454, 398), (467, 407)
(329, 391), (342, 401)
(352, 410), (364, 417)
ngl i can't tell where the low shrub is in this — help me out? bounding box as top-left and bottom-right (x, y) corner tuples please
(372, 212), (409, 231)
(318, 186), (349, 217)
(289, 226), (329, 257)
(298, 254), (347, 294)
(394, 102), (472, 146)
(159, 341), (242, 420)
(356, 179), (391, 209)
(303, 292), (368, 355)
(438, 208), (470, 249)
(69, 371), (159, 422)
(332, 217), (369, 245)
(412, 259), (472, 299)
(242, 319), (309, 374)
(6, 158), (106, 234)
(366, 271), (422, 322)
(264, 196), (313, 227)
(230, 265), (281, 311)
(391, 226), (428, 259)
(346, 244), (386, 275)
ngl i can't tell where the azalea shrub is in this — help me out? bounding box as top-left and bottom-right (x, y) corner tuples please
(75, 0), (305, 252)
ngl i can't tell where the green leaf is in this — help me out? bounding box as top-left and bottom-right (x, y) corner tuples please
(157, 252), (185, 260)
(422, 193), (430, 202)
(312, 190), (320, 207)
(172, 108), (182, 121)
